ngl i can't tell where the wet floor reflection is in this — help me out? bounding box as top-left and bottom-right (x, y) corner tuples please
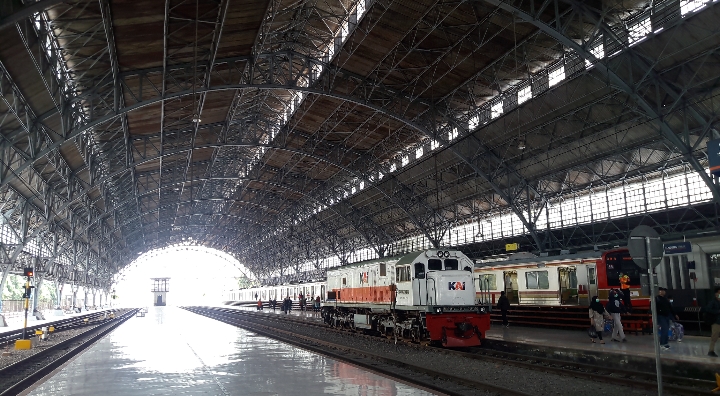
(27, 307), (437, 395)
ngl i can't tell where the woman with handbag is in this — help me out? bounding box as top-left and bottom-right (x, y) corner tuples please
(589, 295), (610, 344)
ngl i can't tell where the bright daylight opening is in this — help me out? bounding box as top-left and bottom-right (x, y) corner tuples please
(113, 245), (252, 308)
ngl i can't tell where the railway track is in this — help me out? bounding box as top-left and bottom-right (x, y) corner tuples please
(187, 306), (716, 396)
(0, 310), (117, 349)
(185, 306), (531, 396)
(0, 309), (137, 396)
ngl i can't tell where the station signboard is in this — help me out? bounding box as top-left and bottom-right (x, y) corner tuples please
(663, 241), (692, 255)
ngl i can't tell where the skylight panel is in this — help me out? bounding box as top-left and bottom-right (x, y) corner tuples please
(468, 114), (480, 130)
(491, 101), (503, 119)
(585, 41), (605, 68)
(430, 140), (440, 150)
(628, 16), (651, 46)
(415, 147), (424, 158)
(401, 156), (409, 167)
(681, 0), (707, 15)
(448, 127), (459, 141)
(517, 85), (532, 105)
(389, 163), (397, 172)
(548, 64), (565, 87)
(357, 0), (366, 18)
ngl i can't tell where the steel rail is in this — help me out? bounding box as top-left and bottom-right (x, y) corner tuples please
(185, 306), (531, 396)
(0, 309), (137, 396)
(0, 310), (117, 348)
(190, 306), (717, 395)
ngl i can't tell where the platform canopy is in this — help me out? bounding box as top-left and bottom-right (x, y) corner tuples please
(0, 0), (719, 288)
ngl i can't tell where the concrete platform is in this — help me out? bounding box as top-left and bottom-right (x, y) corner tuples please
(22, 306), (436, 396)
(228, 304), (719, 380)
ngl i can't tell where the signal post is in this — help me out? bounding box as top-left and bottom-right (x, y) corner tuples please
(15, 268), (36, 350)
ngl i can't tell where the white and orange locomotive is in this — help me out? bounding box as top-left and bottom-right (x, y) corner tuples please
(323, 249), (491, 347)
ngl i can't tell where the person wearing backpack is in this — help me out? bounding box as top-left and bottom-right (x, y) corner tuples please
(705, 287), (720, 357)
(606, 289), (626, 342)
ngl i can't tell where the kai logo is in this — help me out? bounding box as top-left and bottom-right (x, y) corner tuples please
(448, 282), (465, 290)
(360, 271), (369, 284)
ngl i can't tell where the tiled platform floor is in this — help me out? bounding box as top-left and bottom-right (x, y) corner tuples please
(23, 306), (436, 396)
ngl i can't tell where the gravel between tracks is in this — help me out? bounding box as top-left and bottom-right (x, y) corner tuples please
(238, 312), (678, 396)
(0, 310), (129, 370)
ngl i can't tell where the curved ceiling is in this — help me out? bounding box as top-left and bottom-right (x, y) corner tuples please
(0, 0), (719, 288)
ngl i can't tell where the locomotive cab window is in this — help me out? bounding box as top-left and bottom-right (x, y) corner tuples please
(428, 259), (442, 271)
(526, 271), (549, 289)
(605, 251), (641, 286)
(444, 259), (458, 270)
(342, 277), (347, 286)
(396, 266), (411, 282)
(414, 263), (426, 279)
(380, 263), (387, 277)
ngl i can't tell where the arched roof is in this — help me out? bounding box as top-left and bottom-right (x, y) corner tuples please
(0, 0), (719, 288)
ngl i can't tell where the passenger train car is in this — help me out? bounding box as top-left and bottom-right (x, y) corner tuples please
(474, 236), (720, 309)
(474, 249), (643, 307)
(227, 281), (326, 304)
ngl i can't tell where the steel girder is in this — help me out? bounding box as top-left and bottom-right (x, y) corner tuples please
(4, 0), (720, 284)
(481, 0), (720, 206)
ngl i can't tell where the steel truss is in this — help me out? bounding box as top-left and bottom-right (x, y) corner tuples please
(1, 0), (720, 286)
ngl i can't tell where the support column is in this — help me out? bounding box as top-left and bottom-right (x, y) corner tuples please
(55, 280), (63, 309)
(32, 276), (44, 315)
(0, 265), (10, 312)
(71, 284), (78, 310)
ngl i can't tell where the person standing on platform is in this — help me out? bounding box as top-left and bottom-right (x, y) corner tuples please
(656, 287), (678, 350)
(606, 289), (626, 342)
(314, 296), (321, 312)
(497, 291), (511, 327)
(257, 299), (263, 311)
(283, 296), (291, 314)
(589, 295), (609, 344)
(271, 299), (277, 311)
(619, 272), (632, 309)
(705, 287), (720, 357)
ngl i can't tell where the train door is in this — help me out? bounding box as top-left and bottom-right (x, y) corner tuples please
(413, 262), (428, 305)
(559, 267), (579, 305)
(586, 265), (598, 303)
(503, 271), (519, 304)
(321, 285), (326, 301)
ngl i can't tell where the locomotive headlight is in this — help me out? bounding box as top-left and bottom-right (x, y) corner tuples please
(435, 307), (443, 313)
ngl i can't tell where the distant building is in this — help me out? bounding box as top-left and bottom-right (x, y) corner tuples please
(151, 278), (170, 306)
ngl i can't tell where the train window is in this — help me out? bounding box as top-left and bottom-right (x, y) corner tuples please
(396, 266), (411, 282)
(588, 268), (596, 285)
(526, 271), (549, 289)
(428, 259), (442, 271)
(478, 274), (496, 289)
(605, 251), (641, 286)
(342, 277), (347, 286)
(414, 263), (426, 279)
(380, 263), (387, 276)
(444, 259), (458, 270)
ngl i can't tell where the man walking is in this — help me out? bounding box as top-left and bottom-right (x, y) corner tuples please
(705, 287), (720, 357)
(497, 291), (510, 327)
(606, 289), (626, 342)
(656, 287), (678, 350)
